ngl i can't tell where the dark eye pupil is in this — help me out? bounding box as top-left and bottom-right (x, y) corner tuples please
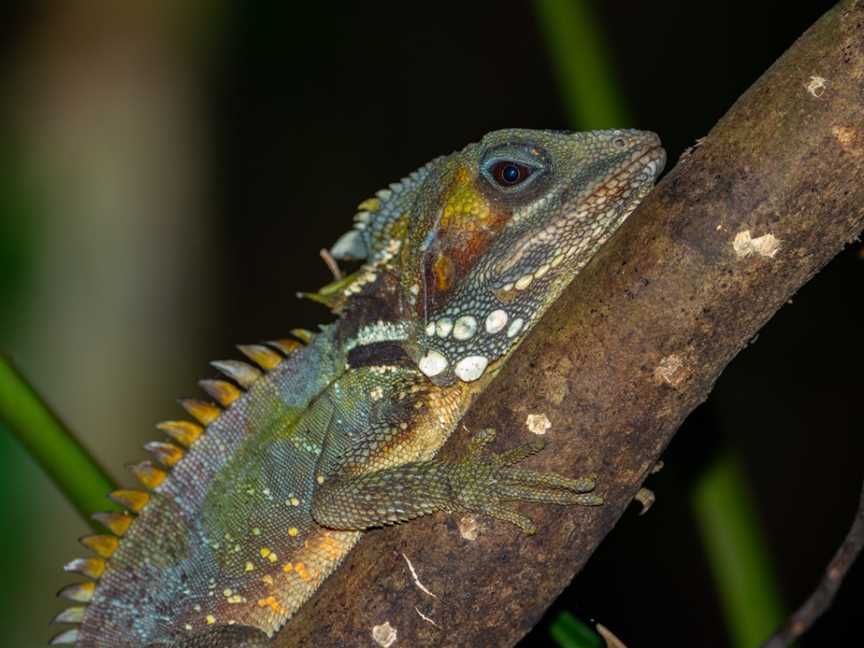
(502, 164), (520, 183)
(491, 161), (532, 187)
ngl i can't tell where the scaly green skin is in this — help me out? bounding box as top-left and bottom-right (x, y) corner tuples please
(51, 129), (665, 647)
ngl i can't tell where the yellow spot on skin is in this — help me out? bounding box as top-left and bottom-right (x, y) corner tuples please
(206, 615), (216, 625)
(262, 575), (274, 586)
(316, 534), (346, 559)
(440, 167), (491, 230)
(252, 527), (261, 536)
(316, 475), (325, 484)
(495, 286), (518, 304)
(282, 563), (293, 573)
(290, 497), (300, 506)
(260, 547), (271, 558)
(245, 561), (255, 572)
(185, 624), (193, 631)
(288, 527), (299, 537)
(295, 562), (313, 582)
(228, 595), (244, 604)
(257, 596), (284, 613)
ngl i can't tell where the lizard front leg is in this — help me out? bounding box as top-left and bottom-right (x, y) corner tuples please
(311, 428), (602, 535)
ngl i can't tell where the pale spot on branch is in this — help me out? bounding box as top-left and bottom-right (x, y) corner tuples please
(401, 552), (437, 598)
(654, 354), (689, 387)
(372, 621), (397, 647)
(414, 606), (440, 628)
(832, 126), (861, 156)
(733, 230), (781, 259)
(458, 515), (480, 541)
(525, 413), (552, 435)
(805, 75), (827, 98)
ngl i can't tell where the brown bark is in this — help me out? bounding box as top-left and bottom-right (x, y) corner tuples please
(278, 2), (864, 645)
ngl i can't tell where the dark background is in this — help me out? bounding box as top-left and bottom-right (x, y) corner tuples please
(1, 1), (860, 646)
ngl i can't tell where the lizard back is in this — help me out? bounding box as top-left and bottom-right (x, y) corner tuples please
(74, 328), (356, 645)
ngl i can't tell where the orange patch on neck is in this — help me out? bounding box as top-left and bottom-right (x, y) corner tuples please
(433, 253), (454, 292)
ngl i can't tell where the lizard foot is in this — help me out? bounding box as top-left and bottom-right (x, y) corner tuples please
(450, 429), (603, 535)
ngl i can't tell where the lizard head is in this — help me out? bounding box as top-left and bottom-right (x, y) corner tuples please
(332, 128), (665, 385)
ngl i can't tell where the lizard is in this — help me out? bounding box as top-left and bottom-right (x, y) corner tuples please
(50, 128), (665, 647)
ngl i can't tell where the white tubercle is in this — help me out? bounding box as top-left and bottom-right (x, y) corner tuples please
(453, 315), (478, 340)
(507, 317), (524, 338)
(485, 309), (508, 334)
(514, 274), (533, 291)
(454, 355), (489, 382)
(425, 322), (436, 336)
(435, 318), (453, 338)
(418, 350), (448, 377)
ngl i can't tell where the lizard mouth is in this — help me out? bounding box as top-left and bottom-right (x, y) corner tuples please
(593, 141), (666, 198)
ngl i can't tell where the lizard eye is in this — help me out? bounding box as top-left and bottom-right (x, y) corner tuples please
(489, 161), (534, 187)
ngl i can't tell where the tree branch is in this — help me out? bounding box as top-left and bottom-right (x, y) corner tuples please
(762, 479), (864, 647)
(279, 1), (864, 645)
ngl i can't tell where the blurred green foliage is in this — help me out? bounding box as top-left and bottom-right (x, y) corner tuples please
(550, 611), (604, 648)
(0, 132), (45, 646)
(0, 358), (118, 527)
(535, 0), (631, 129)
(0, 136), (38, 336)
(693, 455), (785, 647)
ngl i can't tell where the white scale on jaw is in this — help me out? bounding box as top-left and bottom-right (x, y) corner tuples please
(418, 306), (529, 382)
(452, 316), (477, 340)
(485, 309), (508, 334)
(418, 349), (490, 382)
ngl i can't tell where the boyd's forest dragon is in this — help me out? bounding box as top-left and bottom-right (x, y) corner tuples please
(51, 128), (665, 647)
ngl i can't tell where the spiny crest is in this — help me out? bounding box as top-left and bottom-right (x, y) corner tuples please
(79, 534), (119, 559)
(330, 159), (438, 264)
(51, 331), (315, 645)
(310, 159), (449, 310)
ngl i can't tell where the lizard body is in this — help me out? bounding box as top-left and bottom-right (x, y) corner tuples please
(51, 128), (665, 647)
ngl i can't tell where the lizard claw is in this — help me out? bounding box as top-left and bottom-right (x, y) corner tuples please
(450, 438), (601, 534)
(466, 428), (497, 456)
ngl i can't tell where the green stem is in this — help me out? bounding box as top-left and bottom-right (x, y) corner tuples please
(692, 454), (785, 647)
(534, 0), (631, 129)
(0, 356), (117, 527)
(549, 611), (603, 648)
